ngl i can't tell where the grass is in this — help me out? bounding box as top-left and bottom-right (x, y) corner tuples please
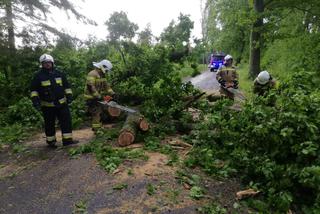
(146, 183), (156, 195)
(73, 200), (88, 214)
(237, 64), (253, 98)
(176, 63), (207, 78)
(113, 183), (128, 190)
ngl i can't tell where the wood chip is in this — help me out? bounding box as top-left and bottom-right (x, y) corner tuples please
(236, 189), (260, 200)
(144, 172), (153, 176)
(112, 169), (122, 175)
(126, 144), (144, 149)
(183, 182), (191, 190)
(168, 140), (192, 148)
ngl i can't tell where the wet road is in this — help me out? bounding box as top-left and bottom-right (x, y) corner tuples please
(188, 70), (220, 91)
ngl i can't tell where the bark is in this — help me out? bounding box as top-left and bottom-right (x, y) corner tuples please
(118, 113), (149, 147)
(249, 0), (264, 78)
(236, 29), (246, 65)
(4, 0), (15, 82)
(5, 0), (15, 51)
(183, 92), (206, 108)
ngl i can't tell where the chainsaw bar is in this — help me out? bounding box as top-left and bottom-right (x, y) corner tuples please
(99, 101), (137, 113)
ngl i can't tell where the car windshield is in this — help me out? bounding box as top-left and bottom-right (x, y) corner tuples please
(212, 56), (224, 61)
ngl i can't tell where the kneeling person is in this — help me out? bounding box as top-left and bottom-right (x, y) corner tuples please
(253, 70), (277, 96)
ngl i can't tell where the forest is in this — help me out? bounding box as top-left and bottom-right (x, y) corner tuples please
(0, 0), (320, 213)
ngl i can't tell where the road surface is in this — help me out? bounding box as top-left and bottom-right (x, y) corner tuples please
(188, 70), (220, 91)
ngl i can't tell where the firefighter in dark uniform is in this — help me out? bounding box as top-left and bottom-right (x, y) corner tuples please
(30, 54), (78, 148)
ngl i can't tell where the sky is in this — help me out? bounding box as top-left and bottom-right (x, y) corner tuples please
(49, 0), (203, 41)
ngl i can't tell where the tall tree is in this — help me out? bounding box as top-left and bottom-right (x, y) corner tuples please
(249, 0), (264, 77)
(1, 0), (94, 50)
(0, 0), (94, 82)
(105, 11), (139, 66)
(105, 11), (139, 42)
(160, 13), (194, 49)
(137, 24), (153, 45)
(203, 0), (251, 63)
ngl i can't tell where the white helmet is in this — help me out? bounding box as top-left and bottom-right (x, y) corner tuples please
(93, 59), (113, 73)
(224, 54), (233, 61)
(39, 54), (54, 63)
(256, 70), (270, 85)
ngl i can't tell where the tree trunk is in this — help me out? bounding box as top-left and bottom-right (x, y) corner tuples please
(236, 29), (246, 65)
(118, 114), (149, 147)
(4, 0), (15, 82)
(249, 0), (264, 78)
(5, 0), (15, 51)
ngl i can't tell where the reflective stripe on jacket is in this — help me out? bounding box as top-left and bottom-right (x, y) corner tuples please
(84, 69), (114, 100)
(30, 69), (72, 107)
(216, 65), (238, 84)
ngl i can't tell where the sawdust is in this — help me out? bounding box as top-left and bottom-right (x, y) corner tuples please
(24, 127), (95, 148)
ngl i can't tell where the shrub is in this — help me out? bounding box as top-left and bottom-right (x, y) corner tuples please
(187, 72), (320, 212)
(4, 97), (43, 128)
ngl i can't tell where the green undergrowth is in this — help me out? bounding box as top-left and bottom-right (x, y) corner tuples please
(143, 136), (179, 166)
(69, 128), (148, 173)
(185, 72), (320, 212)
(237, 64), (252, 98)
(0, 98), (42, 152)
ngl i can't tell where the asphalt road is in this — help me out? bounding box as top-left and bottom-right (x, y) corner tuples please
(188, 70), (220, 91)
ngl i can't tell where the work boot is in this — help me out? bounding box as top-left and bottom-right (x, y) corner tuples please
(63, 140), (79, 146)
(47, 141), (58, 149)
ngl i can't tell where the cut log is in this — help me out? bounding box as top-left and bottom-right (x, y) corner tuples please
(139, 118), (149, 131)
(118, 121), (136, 147)
(107, 106), (121, 117)
(118, 113), (149, 147)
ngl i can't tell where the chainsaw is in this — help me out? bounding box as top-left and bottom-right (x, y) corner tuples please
(222, 83), (246, 100)
(98, 96), (137, 114)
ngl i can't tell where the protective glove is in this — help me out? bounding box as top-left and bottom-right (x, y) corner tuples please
(233, 80), (239, 89)
(104, 95), (113, 102)
(34, 103), (41, 111)
(66, 94), (73, 104)
(218, 79), (226, 87)
(32, 98), (41, 111)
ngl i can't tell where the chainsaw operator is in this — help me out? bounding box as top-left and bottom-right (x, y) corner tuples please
(216, 55), (239, 100)
(30, 54), (78, 148)
(84, 59), (115, 131)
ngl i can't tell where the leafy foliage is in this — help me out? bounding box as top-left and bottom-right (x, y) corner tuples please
(187, 72), (320, 212)
(197, 202), (227, 214)
(105, 11), (139, 41)
(3, 97), (42, 127)
(109, 42), (197, 121)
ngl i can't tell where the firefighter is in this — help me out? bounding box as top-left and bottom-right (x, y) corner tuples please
(253, 70), (277, 96)
(84, 59), (115, 131)
(216, 55), (239, 99)
(30, 54), (78, 148)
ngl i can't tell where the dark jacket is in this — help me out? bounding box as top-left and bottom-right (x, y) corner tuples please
(30, 68), (73, 107)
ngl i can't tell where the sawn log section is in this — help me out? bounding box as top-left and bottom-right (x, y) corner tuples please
(118, 113), (149, 147)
